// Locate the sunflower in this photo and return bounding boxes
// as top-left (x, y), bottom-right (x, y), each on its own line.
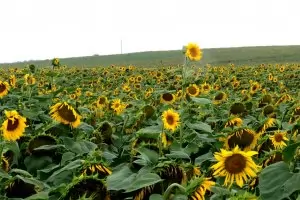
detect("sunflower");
top-left (263, 105), bottom-right (275, 116)
top-left (224, 117), bottom-right (243, 128)
top-left (211, 146), bottom-right (260, 188)
top-left (269, 131), bottom-right (288, 149)
top-left (9, 75), bottom-right (16, 87)
top-left (250, 81), bottom-right (261, 94)
top-left (111, 99), bottom-right (127, 115)
top-left (24, 74), bottom-right (36, 85)
top-left (187, 177), bottom-right (215, 200)
top-left (224, 129), bottom-right (258, 151)
top-left (186, 84), bottom-right (200, 97)
top-left (49, 102), bottom-right (81, 128)
top-left (185, 43), bottom-right (202, 61)
top-left (160, 92), bottom-right (176, 104)
top-left (257, 118), bottom-right (276, 135)
top-left (1, 155), bottom-right (9, 172)
top-left (162, 109), bottom-right (180, 132)
top-left (201, 82), bottom-right (211, 94)
top-left (0, 81), bottom-right (10, 98)
top-left (230, 102), bottom-right (246, 115)
top-left (1, 110), bottom-right (27, 141)
top-left (97, 96), bottom-right (108, 109)
top-left (81, 162), bottom-right (112, 178)
top-left (268, 73), bottom-right (273, 81)
top-left (133, 185), bottom-right (155, 200)
top-left (213, 91), bottom-right (227, 104)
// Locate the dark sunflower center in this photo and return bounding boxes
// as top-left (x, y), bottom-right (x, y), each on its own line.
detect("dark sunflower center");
top-left (166, 115), bottom-right (174, 125)
top-left (162, 93), bottom-right (173, 102)
top-left (228, 130), bottom-right (254, 149)
top-left (7, 118), bottom-right (19, 131)
top-left (252, 85), bottom-right (258, 90)
top-left (99, 97), bottom-right (106, 104)
top-left (294, 108), bottom-right (300, 115)
top-left (230, 103), bottom-right (245, 115)
top-left (215, 92), bottom-right (225, 100)
top-left (188, 86), bottom-right (197, 95)
top-left (57, 104), bottom-right (77, 122)
top-left (114, 103), bottom-right (120, 108)
top-left (189, 47), bottom-right (198, 57)
top-left (0, 83), bottom-right (7, 93)
top-left (274, 133), bottom-right (283, 142)
top-left (204, 85), bottom-right (209, 90)
top-left (224, 153), bottom-right (246, 174)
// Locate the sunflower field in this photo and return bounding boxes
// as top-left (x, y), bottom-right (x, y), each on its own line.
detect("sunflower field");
top-left (0, 43), bottom-right (300, 200)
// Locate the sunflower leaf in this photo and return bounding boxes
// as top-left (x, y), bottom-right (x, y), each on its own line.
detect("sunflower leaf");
top-left (125, 172), bottom-right (163, 193)
top-left (186, 122), bottom-right (213, 133)
top-left (25, 191), bottom-right (49, 200)
top-left (283, 142), bottom-right (300, 163)
top-left (195, 151), bottom-right (214, 165)
top-left (259, 161), bottom-right (295, 200)
top-left (190, 97), bottom-right (212, 105)
top-left (149, 194), bottom-right (164, 200)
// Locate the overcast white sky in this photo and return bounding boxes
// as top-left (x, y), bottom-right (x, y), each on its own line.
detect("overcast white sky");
top-left (0, 0), bottom-right (299, 63)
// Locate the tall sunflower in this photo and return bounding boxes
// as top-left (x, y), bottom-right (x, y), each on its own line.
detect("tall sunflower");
top-left (1, 110), bottom-right (27, 141)
top-left (162, 109), bottom-right (180, 132)
top-left (49, 102), bottom-right (81, 128)
top-left (185, 43), bottom-right (202, 61)
top-left (0, 81), bottom-right (10, 98)
top-left (269, 131), bottom-right (288, 149)
top-left (211, 146), bottom-right (260, 188)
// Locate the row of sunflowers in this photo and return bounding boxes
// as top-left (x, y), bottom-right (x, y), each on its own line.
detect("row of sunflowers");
top-left (0, 43), bottom-right (300, 200)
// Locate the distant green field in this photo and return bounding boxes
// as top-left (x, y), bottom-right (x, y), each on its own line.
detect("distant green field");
top-left (1, 45), bottom-right (300, 68)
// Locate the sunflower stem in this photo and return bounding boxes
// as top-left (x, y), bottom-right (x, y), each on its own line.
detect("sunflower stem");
top-left (179, 56), bottom-right (187, 147)
top-left (163, 183), bottom-right (186, 200)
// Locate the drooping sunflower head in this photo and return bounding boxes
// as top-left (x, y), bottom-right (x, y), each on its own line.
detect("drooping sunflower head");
top-left (185, 43), bottom-right (202, 61)
top-left (155, 162), bottom-right (187, 185)
top-left (49, 102), bottom-right (81, 128)
top-left (97, 96), bottom-right (108, 108)
top-left (1, 110), bottom-right (27, 141)
top-left (133, 185), bottom-right (155, 200)
top-left (81, 161), bottom-right (112, 178)
top-left (61, 176), bottom-right (110, 200)
top-left (211, 146), bottom-right (260, 188)
top-left (162, 109), bottom-right (180, 132)
top-left (5, 178), bottom-right (38, 199)
top-left (269, 131), bottom-right (288, 149)
top-left (186, 84), bottom-right (200, 97)
top-left (230, 102), bottom-right (246, 115)
top-left (263, 105), bottom-right (275, 116)
top-left (224, 117), bottom-right (243, 128)
top-left (224, 129), bottom-right (258, 151)
top-left (263, 152), bottom-right (283, 167)
top-left (213, 91), bottom-right (227, 104)
top-left (257, 118), bottom-right (277, 135)
top-left (186, 177), bottom-right (215, 200)
top-left (27, 134), bottom-right (57, 157)
top-left (9, 75), bottom-right (16, 87)
top-left (160, 92), bottom-right (176, 104)
top-left (0, 81), bottom-right (10, 98)
top-left (1, 155), bottom-right (9, 172)
top-left (259, 94), bottom-right (273, 107)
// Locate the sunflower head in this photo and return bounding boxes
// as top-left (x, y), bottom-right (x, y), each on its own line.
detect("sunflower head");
top-left (62, 176), bottom-right (110, 200)
top-left (97, 96), bottom-right (108, 108)
top-left (1, 110), bottom-right (27, 141)
top-left (224, 117), bottom-right (243, 128)
top-left (1, 155), bottom-right (9, 172)
top-left (50, 102), bottom-right (81, 128)
top-left (155, 162), bottom-right (187, 185)
top-left (230, 102), bottom-right (246, 115)
top-left (162, 109), bottom-right (180, 132)
top-left (5, 178), bottom-right (37, 199)
top-left (224, 129), bottom-right (258, 151)
top-left (186, 84), bottom-right (200, 97)
top-left (211, 146), bottom-right (260, 188)
top-left (263, 105), bottom-right (275, 116)
top-left (186, 177), bottom-right (215, 200)
top-left (184, 43), bottom-right (202, 61)
top-left (27, 134), bottom-right (57, 157)
top-left (160, 92), bottom-right (176, 104)
top-left (81, 161), bottom-right (112, 178)
top-left (257, 118), bottom-right (277, 135)
top-left (269, 131), bottom-right (288, 149)
top-left (0, 81), bottom-right (10, 98)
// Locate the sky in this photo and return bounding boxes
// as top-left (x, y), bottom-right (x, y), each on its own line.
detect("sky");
top-left (0, 0), bottom-right (299, 63)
